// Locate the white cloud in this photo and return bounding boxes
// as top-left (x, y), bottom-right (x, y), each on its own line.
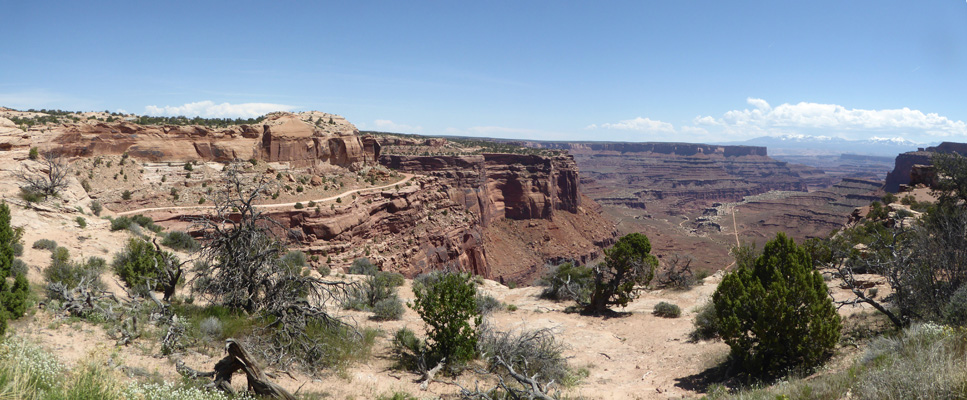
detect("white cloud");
top-left (373, 119), bottom-right (423, 133)
top-left (143, 101), bottom-right (295, 118)
top-left (705, 98), bottom-right (967, 140)
top-left (586, 117), bottom-right (676, 133)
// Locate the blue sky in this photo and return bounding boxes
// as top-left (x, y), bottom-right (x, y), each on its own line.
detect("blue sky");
top-left (1, 1), bottom-right (965, 143)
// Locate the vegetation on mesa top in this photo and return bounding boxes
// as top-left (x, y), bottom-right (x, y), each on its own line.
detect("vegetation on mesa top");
top-left (365, 131), bottom-right (563, 157)
top-left (4, 107), bottom-right (267, 128)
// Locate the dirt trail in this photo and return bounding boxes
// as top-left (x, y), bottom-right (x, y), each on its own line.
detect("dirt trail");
top-left (116, 173), bottom-right (415, 216)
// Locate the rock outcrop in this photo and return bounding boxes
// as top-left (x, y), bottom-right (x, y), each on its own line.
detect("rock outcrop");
top-left (0, 117), bottom-right (27, 150)
top-left (370, 153), bottom-right (612, 282)
top-left (44, 112), bottom-right (374, 169)
top-left (883, 142), bottom-right (967, 192)
top-left (379, 153), bottom-right (581, 223)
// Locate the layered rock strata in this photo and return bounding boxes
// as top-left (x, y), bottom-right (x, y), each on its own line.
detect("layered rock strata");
top-left (36, 112), bottom-right (374, 169)
top-left (517, 141), bottom-right (831, 212)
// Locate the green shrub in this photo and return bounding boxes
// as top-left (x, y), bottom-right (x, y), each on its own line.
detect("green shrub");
top-left (130, 214), bottom-right (162, 233)
top-left (372, 296), bottom-right (405, 321)
top-left (713, 233), bottom-right (841, 378)
top-left (75, 216), bottom-right (87, 228)
top-left (377, 270), bottom-right (405, 287)
top-left (316, 265), bottom-right (330, 277)
top-left (19, 188), bottom-right (43, 203)
top-left (28, 147), bottom-right (38, 160)
top-left (476, 294), bottom-right (503, 315)
top-left (10, 259), bottom-right (27, 277)
top-left (349, 257), bottom-right (378, 275)
top-left (294, 202), bottom-right (304, 209)
top-left (80, 179), bottom-right (91, 193)
top-left (90, 200), bottom-right (102, 216)
top-left (392, 327), bottom-right (427, 371)
top-left (344, 271), bottom-right (402, 317)
top-left (121, 190), bottom-right (132, 200)
top-left (280, 250), bottom-right (307, 271)
top-left (539, 262), bottom-right (592, 302)
top-left (32, 239), bottom-right (58, 250)
top-left (112, 238), bottom-right (175, 292)
top-left (198, 316), bottom-right (223, 339)
top-left (198, 197), bottom-right (206, 204)
top-left (11, 242), bottom-right (23, 257)
top-left (410, 271), bottom-right (481, 368)
top-left (690, 301), bottom-right (720, 341)
top-left (161, 231), bottom-right (200, 252)
top-left (44, 252), bottom-right (105, 292)
top-left (0, 273), bottom-right (29, 322)
top-left (183, 162), bottom-right (193, 171)
top-left (110, 216), bottom-right (132, 231)
top-left (653, 301), bottom-right (681, 318)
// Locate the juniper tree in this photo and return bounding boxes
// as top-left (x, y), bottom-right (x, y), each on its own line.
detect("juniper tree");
top-left (584, 233), bottom-right (658, 314)
top-left (714, 233), bottom-right (840, 378)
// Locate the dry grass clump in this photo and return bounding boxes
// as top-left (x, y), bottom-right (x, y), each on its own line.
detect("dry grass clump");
top-left (708, 322), bottom-right (967, 400)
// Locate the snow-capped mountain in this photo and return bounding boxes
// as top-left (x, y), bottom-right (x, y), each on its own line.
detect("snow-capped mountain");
top-left (716, 135), bottom-right (930, 157)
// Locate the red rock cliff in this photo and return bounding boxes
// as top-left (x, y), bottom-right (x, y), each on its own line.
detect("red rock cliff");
top-left (50, 112), bottom-right (375, 169)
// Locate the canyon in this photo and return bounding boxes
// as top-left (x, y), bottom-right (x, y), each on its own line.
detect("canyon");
top-left (505, 140), bottom-right (884, 271)
top-left (1, 108), bottom-right (892, 282)
top-left (1, 111), bottom-right (613, 284)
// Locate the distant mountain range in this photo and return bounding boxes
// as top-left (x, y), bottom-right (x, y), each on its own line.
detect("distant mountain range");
top-left (716, 135), bottom-right (934, 157)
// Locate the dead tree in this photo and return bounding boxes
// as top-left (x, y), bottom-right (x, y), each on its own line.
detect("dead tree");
top-left (176, 339), bottom-right (296, 400)
top-left (458, 356), bottom-right (559, 400)
top-left (16, 149), bottom-right (69, 198)
top-left (656, 253), bottom-right (695, 290)
top-left (835, 204), bottom-right (967, 328)
top-left (190, 161), bottom-right (357, 371)
top-left (150, 238), bottom-right (186, 302)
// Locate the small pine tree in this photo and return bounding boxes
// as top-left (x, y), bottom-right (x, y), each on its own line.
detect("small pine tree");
top-left (713, 233), bottom-right (841, 378)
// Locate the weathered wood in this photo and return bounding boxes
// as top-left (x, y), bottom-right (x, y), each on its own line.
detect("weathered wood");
top-left (177, 339), bottom-right (296, 400)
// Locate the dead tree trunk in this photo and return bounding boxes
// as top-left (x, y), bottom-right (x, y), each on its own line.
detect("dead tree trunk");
top-left (180, 339), bottom-right (296, 400)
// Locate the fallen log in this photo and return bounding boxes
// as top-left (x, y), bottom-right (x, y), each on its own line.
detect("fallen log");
top-left (177, 339), bottom-right (296, 400)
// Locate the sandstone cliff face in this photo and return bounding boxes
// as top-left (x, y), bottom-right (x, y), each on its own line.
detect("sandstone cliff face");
top-left (882, 142), bottom-right (967, 193)
top-left (253, 152), bottom-right (615, 283)
top-left (884, 151), bottom-right (931, 192)
top-left (47, 112), bottom-right (374, 169)
top-left (379, 153), bottom-right (582, 223)
top-left (240, 151), bottom-right (613, 284)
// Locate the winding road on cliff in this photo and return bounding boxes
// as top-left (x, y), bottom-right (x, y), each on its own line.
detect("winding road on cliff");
top-left (116, 173), bottom-right (417, 216)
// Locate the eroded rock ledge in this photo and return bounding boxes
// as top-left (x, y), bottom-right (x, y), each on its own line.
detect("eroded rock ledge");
top-left (45, 112), bottom-right (377, 169)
